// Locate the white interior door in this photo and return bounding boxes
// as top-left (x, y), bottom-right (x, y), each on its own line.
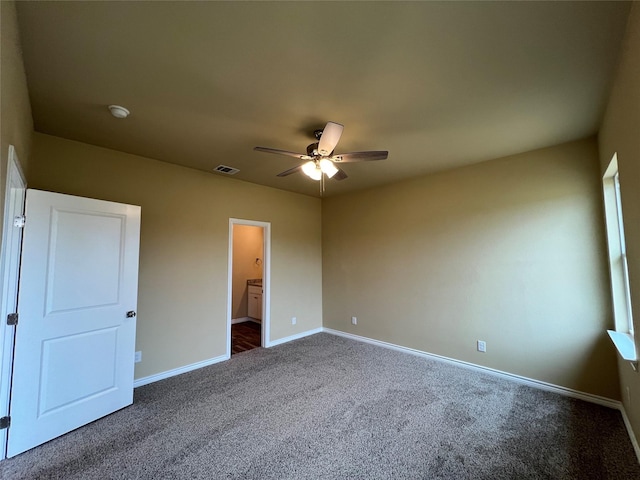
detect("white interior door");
top-left (7, 189), bottom-right (141, 457)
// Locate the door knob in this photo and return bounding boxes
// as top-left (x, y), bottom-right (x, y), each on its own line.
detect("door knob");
top-left (126, 311), bottom-right (136, 318)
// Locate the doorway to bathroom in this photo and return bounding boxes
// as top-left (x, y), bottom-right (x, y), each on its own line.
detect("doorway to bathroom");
top-left (227, 218), bottom-right (270, 356)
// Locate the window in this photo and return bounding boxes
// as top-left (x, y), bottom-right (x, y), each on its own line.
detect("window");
top-left (612, 171), bottom-right (634, 336)
top-left (603, 154), bottom-right (636, 361)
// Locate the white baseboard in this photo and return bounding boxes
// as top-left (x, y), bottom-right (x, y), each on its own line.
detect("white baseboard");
top-left (132, 326), bottom-right (322, 388)
top-left (231, 317), bottom-right (252, 324)
top-left (266, 327), bottom-right (323, 348)
top-left (133, 354), bottom-right (229, 388)
top-left (133, 327), bottom-right (620, 409)
top-left (323, 328), bottom-right (622, 410)
top-left (620, 406), bottom-right (640, 463)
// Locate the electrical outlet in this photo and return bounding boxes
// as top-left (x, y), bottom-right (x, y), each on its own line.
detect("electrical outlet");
top-left (291, 317), bottom-right (297, 325)
top-left (477, 340), bottom-right (486, 353)
top-left (134, 351), bottom-right (142, 363)
top-left (351, 316), bottom-right (357, 325)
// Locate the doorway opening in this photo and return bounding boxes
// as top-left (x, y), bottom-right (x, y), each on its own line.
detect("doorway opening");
top-left (227, 219), bottom-right (270, 356)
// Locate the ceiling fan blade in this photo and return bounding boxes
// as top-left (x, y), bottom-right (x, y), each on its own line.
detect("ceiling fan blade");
top-left (332, 151), bottom-right (388, 163)
top-left (333, 168), bottom-right (348, 181)
top-left (254, 147), bottom-right (307, 159)
top-left (276, 164), bottom-right (304, 177)
top-left (317, 122), bottom-right (344, 156)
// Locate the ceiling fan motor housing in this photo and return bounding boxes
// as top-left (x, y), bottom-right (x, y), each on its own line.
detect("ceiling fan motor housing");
top-left (307, 142), bottom-right (320, 156)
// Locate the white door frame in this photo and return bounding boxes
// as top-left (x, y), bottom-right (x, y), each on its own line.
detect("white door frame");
top-left (0, 146), bottom-right (27, 459)
top-left (227, 218), bottom-right (271, 356)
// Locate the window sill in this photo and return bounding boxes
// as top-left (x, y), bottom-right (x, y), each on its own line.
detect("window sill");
top-left (607, 330), bottom-right (638, 369)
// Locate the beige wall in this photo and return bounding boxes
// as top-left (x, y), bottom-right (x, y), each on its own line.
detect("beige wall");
top-left (323, 137), bottom-right (618, 399)
top-left (27, 133), bottom-right (322, 379)
top-left (232, 225), bottom-right (264, 319)
top-left (0, 0), bottom-right (33, 235)
top-left (599, 2), bottom-right (640, 446)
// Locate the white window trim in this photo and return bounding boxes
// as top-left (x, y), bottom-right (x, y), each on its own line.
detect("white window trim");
top-left (603, 154), bottom-right (637, 365)
top-left (613, 171), bottom-right (634, 336)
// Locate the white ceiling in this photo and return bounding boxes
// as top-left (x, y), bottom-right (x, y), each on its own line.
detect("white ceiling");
top-left (15, 1), bottom-right (631, 197)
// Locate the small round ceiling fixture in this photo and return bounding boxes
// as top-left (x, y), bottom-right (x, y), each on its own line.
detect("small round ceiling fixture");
top-left (108, 105), bottom-right (130, 119)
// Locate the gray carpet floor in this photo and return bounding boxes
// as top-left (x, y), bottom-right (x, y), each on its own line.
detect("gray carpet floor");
top-left (2, 332), bottom-right (639, 479)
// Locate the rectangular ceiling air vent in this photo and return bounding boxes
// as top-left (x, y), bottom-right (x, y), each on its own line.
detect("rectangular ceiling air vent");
top-left (213, 165), bottom-right (240, 175)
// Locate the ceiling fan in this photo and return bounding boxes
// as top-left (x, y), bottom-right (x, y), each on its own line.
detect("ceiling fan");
top-left (254, 122), bottom-right (388, 182)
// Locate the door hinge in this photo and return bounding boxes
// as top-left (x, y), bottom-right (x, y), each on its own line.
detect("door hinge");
top-left (7, 313), bottom-right (18, 326)
top-left (0, 416), bottom-right (10, 429)
top-left (13, 215), bottom-right (25, 228)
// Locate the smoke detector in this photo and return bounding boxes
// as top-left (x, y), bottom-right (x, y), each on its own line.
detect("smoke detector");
top-left (108, 105), bottom-right (130, 119)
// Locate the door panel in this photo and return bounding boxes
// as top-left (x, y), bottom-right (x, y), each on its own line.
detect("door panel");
top-left (39, 327), bottom-right (119, 416)
top-left (7, 190), bottom-right (140, 457)
top-left (46, 211), bottom-right (124, 313)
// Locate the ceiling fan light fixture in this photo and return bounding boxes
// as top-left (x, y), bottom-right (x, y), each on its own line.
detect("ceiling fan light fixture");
top-left (319, 158), bottom-right (338, 178)
top-left (302, 161), bottom-right (322, 181)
